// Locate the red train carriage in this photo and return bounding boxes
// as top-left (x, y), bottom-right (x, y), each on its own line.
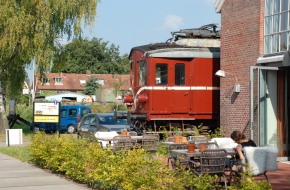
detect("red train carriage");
top-left (115, 24), bottom-right (221, 134)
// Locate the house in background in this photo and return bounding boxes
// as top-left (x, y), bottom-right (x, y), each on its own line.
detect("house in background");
top-left (35, 70), bottom-right (130, 102)
top-left (44, 92), bottom-right (88, 102)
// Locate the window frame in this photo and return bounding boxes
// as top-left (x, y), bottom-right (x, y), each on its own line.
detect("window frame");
top-left (264, 0), bottom-right (290, 55)
top-left (55, 77), bottom-right (63, 84)
top-left (175, 63), bottom-right (186, 86)
top-left (42, 77), bottom-right (50, 85)
top-left (60, 109), bottom-right (67, 118)
top-left (81, 108), bottom-right (88, 117)
top-left (68, 109), bottom-right (77, 118)
top-left (155, 63), bottom-right (168, 86)
top-left (138, 61), bottom-right (147, 86)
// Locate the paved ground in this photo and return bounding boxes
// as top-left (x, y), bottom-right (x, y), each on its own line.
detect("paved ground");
top-left (0, 153), bottom-right (89, 190)
top-left (254, 162), bottom-right (290, 190)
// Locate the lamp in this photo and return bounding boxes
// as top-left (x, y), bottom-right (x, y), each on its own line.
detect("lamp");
top-left (215, 70), bottom-right (240, 93)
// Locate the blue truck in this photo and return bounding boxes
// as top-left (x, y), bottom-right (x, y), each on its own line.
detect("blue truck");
top-left (31, 105), bottom-right (92, 134)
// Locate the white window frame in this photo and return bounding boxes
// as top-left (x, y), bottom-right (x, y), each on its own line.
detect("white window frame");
top-left (55, 77), bottom-right (63, 85)
top-left (42, 77), bottom-right (50, 85)
top-left (264, 0), bottom-right (290, 55)
top-left (80, 80), bottom-right (86, 84)
top-left (96, 79), bottom-right (104, 85)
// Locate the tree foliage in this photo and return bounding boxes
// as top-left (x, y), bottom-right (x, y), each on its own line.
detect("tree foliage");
top-left (0, 0), bottom-right (99, 98)
top-left (51, 37), bottom-right (130, 75)
top-left (112, 76), bottom-right (128, 97)
top-left (82, 76), bottom-right (100, 95)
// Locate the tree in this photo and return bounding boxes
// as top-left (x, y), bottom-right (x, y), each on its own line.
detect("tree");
top-left (51, 37), bottom-right (130, 75)
top-left (82, 76), bottom-right (100, 95)
top-left (112, 75), bottom-right (128, 110)
top-left (0, 0), bottom-right (99, 134)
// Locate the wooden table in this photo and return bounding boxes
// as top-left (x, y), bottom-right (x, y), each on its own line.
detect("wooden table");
top-left (160, 142), bottom-right (187, 145)
top-left (96, 136), bottom-right (143, 141)
top-left (171, 148), bottom-right (237, 157)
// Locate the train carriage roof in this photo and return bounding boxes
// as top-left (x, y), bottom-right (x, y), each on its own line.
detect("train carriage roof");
top-left (129, 24), bottom-right (221, 59)
top-left (129, 42), bottom-right (220, 59)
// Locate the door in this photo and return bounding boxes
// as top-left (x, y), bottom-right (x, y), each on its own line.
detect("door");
top-left (172, 62), bottom-right (190, 113)
top-left (60, 108), bottom-right (68, 130)
top-left (250, 66), bottom-right (285, 154)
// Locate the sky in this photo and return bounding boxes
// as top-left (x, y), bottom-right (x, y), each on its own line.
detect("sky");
top-left (26, 0), bottom-right (220, 85)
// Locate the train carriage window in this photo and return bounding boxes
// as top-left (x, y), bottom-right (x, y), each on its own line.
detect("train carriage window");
top-left (175, 64), bottom-right (185, 86)
top-left (138, 61), bottom-right (147, 86)
top-left (156, 64), bottom-right (168, 85)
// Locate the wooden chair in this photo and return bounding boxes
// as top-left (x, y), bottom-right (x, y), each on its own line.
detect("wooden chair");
top-left (188, 149), bottom-right (228, 189)
top-left (142, 135), bottom-right (159, 153)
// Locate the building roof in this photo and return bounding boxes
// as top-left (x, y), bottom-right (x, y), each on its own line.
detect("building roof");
top-left (215, 0), bottom-right (226, 13)
top-left (36, 73), bottom-right (130, 91)
top-left (44, 92), bottom-right (87, 97)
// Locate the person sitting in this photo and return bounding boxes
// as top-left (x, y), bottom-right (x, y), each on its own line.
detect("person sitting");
top-left (230, 130), bottom-right (256, 161)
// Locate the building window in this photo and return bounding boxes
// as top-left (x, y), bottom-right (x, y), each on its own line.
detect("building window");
top-left (96, 79), bottom-right (104, 85)
top-left (155, 64), bottom-right (168, 85)
top-left (80, 80), bottom-right (86, 84)
top-left (264, 0), bottom-right (290, 54)
top-left (55, 77), bottom-right (63, 84)
top-left (138, 61), bottom-right (147, 86)
top-left (175, 64), bottom-right (185, 86)
top-left (42, 77), bottom-right (50, 85)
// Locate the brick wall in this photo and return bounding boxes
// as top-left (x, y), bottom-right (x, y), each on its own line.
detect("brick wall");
top-left (220, 0), bottom-right (264, 137)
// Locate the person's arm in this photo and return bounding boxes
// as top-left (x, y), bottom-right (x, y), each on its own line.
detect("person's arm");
top-left (236, 144), bottom-right (244, 160)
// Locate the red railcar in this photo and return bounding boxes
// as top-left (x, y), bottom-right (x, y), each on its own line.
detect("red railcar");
top-left (116, 24), bottom-right (221, 134)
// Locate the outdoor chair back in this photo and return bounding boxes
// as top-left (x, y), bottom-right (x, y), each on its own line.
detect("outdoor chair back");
top-left (129, 131), bottom-right (138, 136)
top-left (110, 136), bottom-right (132, 152)
top-left (196, 142), bottom-right (219, 149)
top-left (199, 149), bottom-right (227, 175)
top-left (187, 149), bottom-right (227, 189)
top-left (142, 135), bottom-right (159, 153)
top-left (165, 137), bottom-right (175, 142)
top-left (232, 146), bottom-right (279, 180)
top-left (144, 134), bottom-right (160, 140)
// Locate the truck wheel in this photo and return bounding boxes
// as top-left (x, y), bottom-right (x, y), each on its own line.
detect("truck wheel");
top-left (67, 125), bottom-right (75, 134)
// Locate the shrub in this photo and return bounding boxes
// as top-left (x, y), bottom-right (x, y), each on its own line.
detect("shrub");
top-left (29, 132), bottom-right (272, 190)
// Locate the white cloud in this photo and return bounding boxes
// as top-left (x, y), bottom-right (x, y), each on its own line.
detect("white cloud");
top-left (157, 14), bottom-right (184, 31)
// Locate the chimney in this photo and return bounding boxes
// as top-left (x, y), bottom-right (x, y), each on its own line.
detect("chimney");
top-left (86, 70), bottom-right (91, 76)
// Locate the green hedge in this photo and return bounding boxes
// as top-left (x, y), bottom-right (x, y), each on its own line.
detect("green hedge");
top-left (29, 132), bottom-right (272, 190)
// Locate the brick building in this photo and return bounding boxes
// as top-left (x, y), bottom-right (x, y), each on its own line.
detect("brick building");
top-left (215, 0), bottom-right (290, 160)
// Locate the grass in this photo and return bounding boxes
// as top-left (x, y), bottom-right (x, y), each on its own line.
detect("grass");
top-left (0, 146), bottom-right (31, 162)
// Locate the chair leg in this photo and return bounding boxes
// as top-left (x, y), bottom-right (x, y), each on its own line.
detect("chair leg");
top-left (224, 175), bottom-right (227, 190)
top-left (264, 172), bottom-right (268, 181)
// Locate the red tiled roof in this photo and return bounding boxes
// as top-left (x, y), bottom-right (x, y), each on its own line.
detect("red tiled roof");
top-left (36, 73), bottom-right (130, 91)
